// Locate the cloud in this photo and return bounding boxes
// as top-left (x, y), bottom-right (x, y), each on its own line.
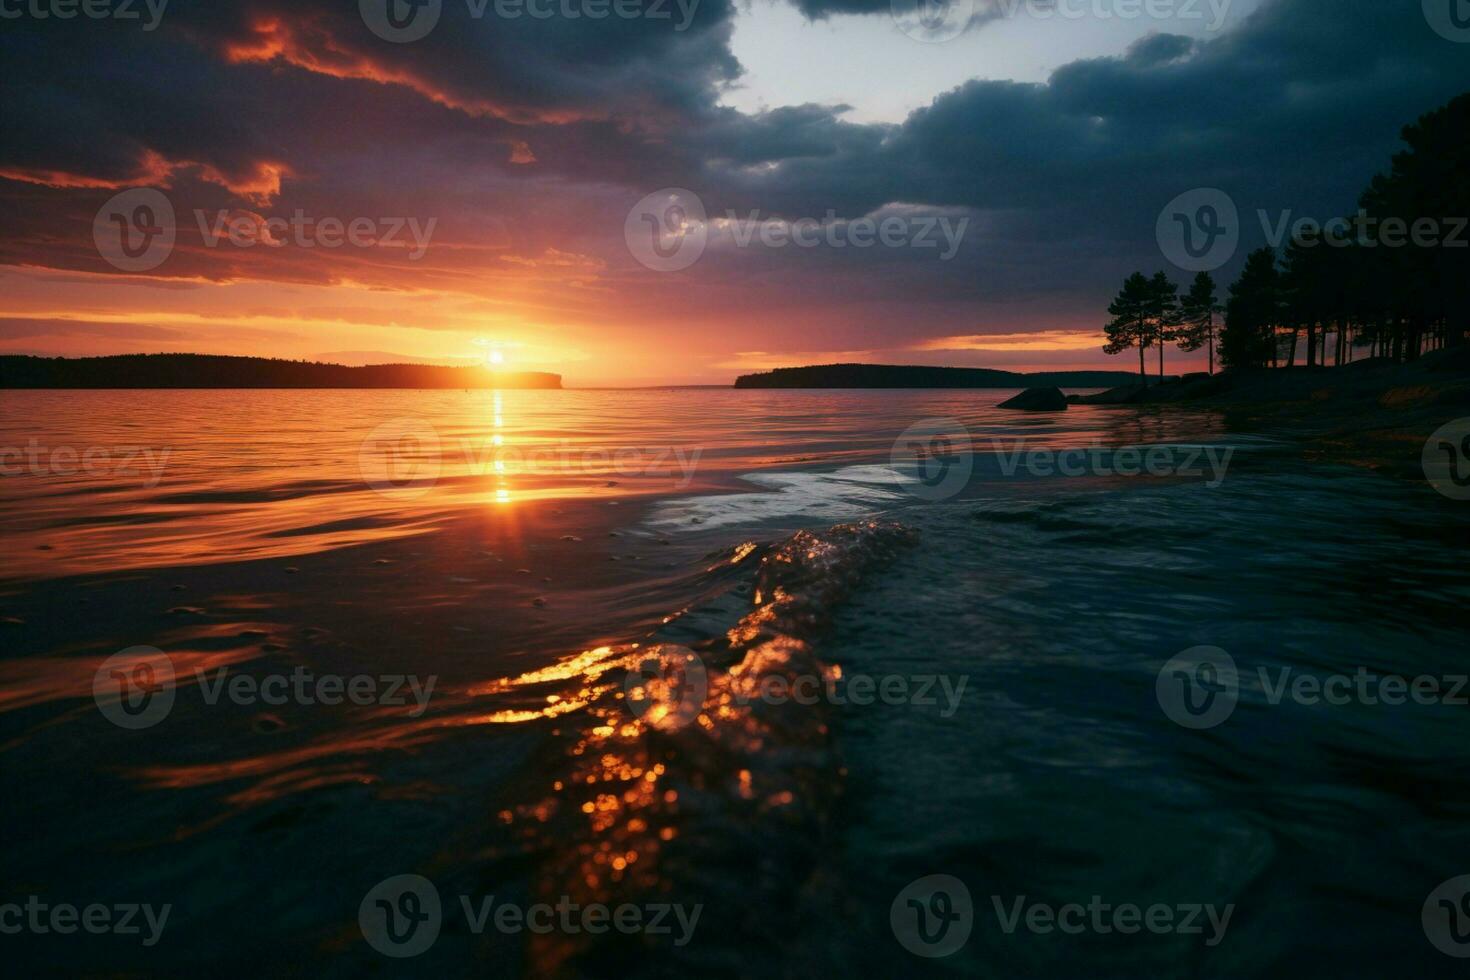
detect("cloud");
top-left (914, 330), bottom-right (1104, 352)
top-left (0, 317), bottom-right (184, 341)
top-left (2, 0), bottom-right (1468, 378)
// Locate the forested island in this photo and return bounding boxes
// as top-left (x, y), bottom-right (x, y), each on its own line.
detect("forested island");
top-left (0, 354), bottom-right (561, 389)
top-left (733, 364), bottom-right (1158, 389)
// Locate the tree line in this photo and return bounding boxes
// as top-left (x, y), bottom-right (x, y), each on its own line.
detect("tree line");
top-left (1104, 92), bottom-right (1468, 382)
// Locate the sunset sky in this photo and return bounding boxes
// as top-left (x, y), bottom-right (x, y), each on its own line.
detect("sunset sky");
top-left (3, 0), bottom-right (1468, 385)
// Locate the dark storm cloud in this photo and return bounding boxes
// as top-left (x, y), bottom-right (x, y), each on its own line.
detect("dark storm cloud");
top-left (671, 0), bottom-right (1470, 315)
top-left (174, 0), bottom-right (741, 120)
top-left (2, 0), bottom-right (1469, 337)
top-left (782, 0), bottom-right (1015, 24)
top-left (0, 0), bottom-right (737, 183)
top-left (707, 2), bottom-right (1470, 215)
top-left (1123, 31), bottom-right (1196, 65)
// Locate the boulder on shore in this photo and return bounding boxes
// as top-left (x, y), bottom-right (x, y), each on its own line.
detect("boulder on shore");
top-left (998, 386), bottom-right (1068, 411)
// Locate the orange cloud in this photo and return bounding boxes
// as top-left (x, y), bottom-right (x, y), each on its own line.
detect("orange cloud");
top-left (220, 15), bottom-right (591, 126)
top-left (0, 152), bottom-right (286, 206)
top-left (912, 330), bottom-right (1103, 352)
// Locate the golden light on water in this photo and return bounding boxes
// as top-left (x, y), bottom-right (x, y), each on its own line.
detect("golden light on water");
top-left (491, 389), bottom-right (511, 504)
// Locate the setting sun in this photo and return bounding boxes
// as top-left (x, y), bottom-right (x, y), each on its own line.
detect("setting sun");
top-left (4, 2), bottom-right (1470, 976)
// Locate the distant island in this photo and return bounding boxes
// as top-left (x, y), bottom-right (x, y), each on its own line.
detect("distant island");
top-left (733, 363), bottom-right (1164, 389)
top-left (0, 354), bottom-right (561, 389)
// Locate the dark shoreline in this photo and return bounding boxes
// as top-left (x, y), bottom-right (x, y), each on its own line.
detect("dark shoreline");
top-left (733, 363), bottom-right (1167, 389)
top-left (1072, 347), bottom-right (1470, 480)
top-left (0, 354), bottom-right (561, 389)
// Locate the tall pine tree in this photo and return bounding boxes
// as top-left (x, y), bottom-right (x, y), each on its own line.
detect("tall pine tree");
top-left (1177, 272), bottom-right (1220, 374)
top-left (1104, 272), bottom-right (1156, 385)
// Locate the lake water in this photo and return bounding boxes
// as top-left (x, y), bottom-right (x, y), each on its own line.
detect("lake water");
top-left (2, 388), bottom-right (1468, 976)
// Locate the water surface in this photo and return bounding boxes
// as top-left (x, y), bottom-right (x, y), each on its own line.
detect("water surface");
top-left (1, 388), bottom-right (1466, 976)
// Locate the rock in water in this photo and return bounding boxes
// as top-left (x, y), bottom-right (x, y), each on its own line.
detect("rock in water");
top-left (998, 386), bottom-right (1068, 411)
